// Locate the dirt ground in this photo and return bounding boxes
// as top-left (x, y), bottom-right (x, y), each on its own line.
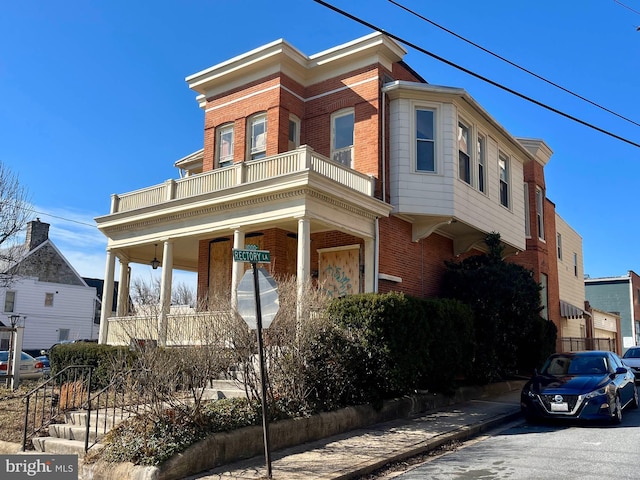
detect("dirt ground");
top-left (0, 381), bottom-right (39, 444)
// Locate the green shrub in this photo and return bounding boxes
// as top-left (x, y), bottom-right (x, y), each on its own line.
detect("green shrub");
top-left (325, 292), bottom-right (428, 401)
top-left (421, 298), bottom-right (475, 393)
top-left (101, 397), bottom-right (263, 466)
top-left (49, 343), bottom-right (135, 389)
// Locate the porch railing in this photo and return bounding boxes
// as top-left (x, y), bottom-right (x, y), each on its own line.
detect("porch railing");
top-left (105, 311), bottom-right (236, 346)
top-left (111, 145), bottom-right (375, 214)
top-left (560, 337), bottom-right (617, 354)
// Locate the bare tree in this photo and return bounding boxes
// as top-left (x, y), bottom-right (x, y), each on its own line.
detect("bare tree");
top-left (0, 161), bottom-right (32, 285)
top-left (172, 281), bottom-right (195, 307)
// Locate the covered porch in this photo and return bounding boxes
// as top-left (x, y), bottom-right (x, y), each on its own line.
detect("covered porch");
top-left (95, 146), bottom-right (392, 346)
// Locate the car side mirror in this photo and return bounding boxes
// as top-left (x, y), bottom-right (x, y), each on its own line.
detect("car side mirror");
top-left (614, 366), bottom-right (628, 376)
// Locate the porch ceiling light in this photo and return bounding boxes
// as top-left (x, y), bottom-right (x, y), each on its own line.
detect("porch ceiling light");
top-left (150, 244), bottom-right (161, 270)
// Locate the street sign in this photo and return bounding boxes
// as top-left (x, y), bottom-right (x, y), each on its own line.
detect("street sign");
top-left (233, 248), bottom-right (271, 263)
top-left (237, 267), bottom-right (279, 330)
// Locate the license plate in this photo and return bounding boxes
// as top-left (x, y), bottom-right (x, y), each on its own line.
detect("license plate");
top-left (551, 402), bottom-right (569, 412)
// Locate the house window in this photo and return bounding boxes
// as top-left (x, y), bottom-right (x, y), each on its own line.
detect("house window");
top-left (248, 113), bottom-right (267, 160)
top-left (540, 273), bottom-right (548, 320)
top-left (58, 329), bottom-right (70, 342)
top-left (216, 124), bottom-right (234, 167)
top-left (499, 152), bottom-right (510, 208)
top-left (573, 253), bottom-right (578, 277)
top-left (288, 115), bottom-right (300, 150)
top-left (536, 188), bottom-right (545, 240)
top-left (4, 291), bottom-right (15, 313)
top-left (458, 121), bottom-right (471, 184)
top-left (557, 233), bottom-right (563, 260)
top-left (45, 293), bottom-right (54, 307)
top-left (477, 134), bottom-right (486, 193)
top-left (416, 108), bottom-right (435, 172)
top-left (331, 109), bottom-right (354, 167)
top-left (523, 183), bottom-right (530, 237)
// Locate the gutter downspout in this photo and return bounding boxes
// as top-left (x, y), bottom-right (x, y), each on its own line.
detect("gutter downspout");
top-left (381, 89), bottom-right (386, 204)
top-left (374, 217), bottom-right (379, 293)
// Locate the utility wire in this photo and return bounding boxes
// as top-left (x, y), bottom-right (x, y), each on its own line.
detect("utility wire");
top-left (389, 0), bottom-right (640, 129)
top-left (313, 0), bottom-right (640, 149)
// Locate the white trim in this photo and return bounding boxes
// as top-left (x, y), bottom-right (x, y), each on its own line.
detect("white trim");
top-left (317, 244), bottom-right (360, 254)
top-left (379, 273), bottom-right (402, 283)
top-left (205, 77), bottom-right (379, 112)
top-left (412, 101), bottom-right (441, 175)
top-left (305, 76), bottom-right (378, 102)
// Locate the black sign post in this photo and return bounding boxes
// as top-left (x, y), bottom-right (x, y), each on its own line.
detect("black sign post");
top-left (251, 261), bottom-right (272, 479)
top-left (233, 246), bottom-right (274, 479)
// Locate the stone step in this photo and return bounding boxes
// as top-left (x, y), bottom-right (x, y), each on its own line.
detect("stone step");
top-left (31, 436), bottom-right (104, 455)
top-left (49, 424), bottom-right (100, 443)
top-left (66, 409), bottom-right (135, 428)
top-left (205, 380), bottom-right (247, 399)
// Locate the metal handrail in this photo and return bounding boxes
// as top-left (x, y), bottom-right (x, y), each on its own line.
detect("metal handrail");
top-left (22, 365), bottom-right (94, 451)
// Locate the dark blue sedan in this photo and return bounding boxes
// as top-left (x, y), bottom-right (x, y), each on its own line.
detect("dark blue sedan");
top-left (521, 350), bottom-right (638, 424)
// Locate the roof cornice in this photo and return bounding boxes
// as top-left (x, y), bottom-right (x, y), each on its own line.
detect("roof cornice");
top-left (186, 33), bottom-right (406, 103)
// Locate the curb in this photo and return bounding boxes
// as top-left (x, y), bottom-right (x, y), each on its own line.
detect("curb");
top-left (331, 409), bottom-right (523, 480)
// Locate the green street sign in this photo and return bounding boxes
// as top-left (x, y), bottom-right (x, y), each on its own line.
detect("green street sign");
top-left (233, 248), bottom-right (271, 263)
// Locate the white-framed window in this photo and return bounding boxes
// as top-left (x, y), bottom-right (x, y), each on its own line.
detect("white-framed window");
top-left (458, 121), bottom-right (471, 184)
top-left (58, 328), bottom-right (70, 342)
top-left (536, 187), bottom-right (545, 240)
top-left (331, 109), bottom-right (354, 167)
top-left (499, 152), bottom-right (510, 208)
top-left (216, 123), bottom-right (234, 168)
top-left (288, 115), bottom-right (300, 150)
top-left (477, 134), bottom-right (486, 193)
top-left (524, 183), bottom-right (530, 237)
top-left (248, 113), bottom-right (267, 160)
top-left (573, 252), bottom-right (578, 277)
top-left (45, 293), bottom-right (54, 307)
top-left (540, 273), bottom-right (548, 320)
top-left (4, 291), bottom-right (15, 313)
top-left (416, 108), bottom-right (435, 172)
top-left (557, 233), bottom-right (563, 260)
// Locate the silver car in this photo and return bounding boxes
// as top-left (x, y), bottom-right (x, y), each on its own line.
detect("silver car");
top-left (623, 347), bottom-right (640, 383)
top-left (0, 351), bottom-right (44, 380)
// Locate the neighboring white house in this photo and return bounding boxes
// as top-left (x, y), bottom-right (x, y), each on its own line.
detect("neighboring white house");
top-left (0, 219), bottom-right (97, 352)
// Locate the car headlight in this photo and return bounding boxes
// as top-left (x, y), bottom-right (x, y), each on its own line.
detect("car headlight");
top-left (585, 386), bottom-right (607, 399)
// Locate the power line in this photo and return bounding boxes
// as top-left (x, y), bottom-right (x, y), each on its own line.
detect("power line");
top-left (389, 0), bottom-right (640, 129)
top-left (23, 207), bottom-right (97, 229)
top-left (614, 0), bottom-right (640, 17)
top-left (312, 0), bottom-right (640, 149)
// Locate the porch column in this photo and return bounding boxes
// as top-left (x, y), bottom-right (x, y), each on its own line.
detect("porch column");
top-left (364, 237), bottom-right (375, 293)
top-left (158, 240), bottom-right (174, 347)
top-left (296, 217), bottom-right (311, 321)
top-left (231, 229), bottom-right (245, 309)
top-left (116, 258), bottom-right (130, 316)
top-left (98, 250), bottom-right (116, 345)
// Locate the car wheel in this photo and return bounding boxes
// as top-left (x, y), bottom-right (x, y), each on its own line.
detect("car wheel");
top-left (632, 386), bottom-right (639, 410)
top-left (611, 394), bottom-right (623, 425)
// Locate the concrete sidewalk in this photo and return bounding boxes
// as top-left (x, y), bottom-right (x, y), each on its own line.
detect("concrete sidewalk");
top-left (185, 388), bottom-right (524, 480)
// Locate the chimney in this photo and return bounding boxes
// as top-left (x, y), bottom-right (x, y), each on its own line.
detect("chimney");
top-left (25, 218), bottom-right (50, 251)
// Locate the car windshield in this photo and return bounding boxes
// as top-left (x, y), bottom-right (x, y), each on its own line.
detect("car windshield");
top-left (543, 355), bottom-right (609, 376)
top-left (623, 348), bottom-right (640, 359)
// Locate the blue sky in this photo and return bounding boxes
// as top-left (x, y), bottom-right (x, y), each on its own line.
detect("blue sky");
top-left (1, 0), bottom-right (639, 284)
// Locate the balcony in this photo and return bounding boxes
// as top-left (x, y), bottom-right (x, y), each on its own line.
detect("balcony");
top-left (109, 145), bottom-right (376, 214)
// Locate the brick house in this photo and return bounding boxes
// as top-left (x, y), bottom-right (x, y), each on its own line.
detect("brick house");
top-left (96, 33), bottom-right (567, 346)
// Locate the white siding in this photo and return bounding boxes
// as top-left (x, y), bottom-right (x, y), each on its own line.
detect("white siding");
top-left (1, 277), bottom-right (97, 350)
top-left (556, 213), bottom-right (585, 308)
top-left (388, 97), bottom-right (526, 250)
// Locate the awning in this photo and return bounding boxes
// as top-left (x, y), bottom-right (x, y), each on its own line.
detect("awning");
top-left (560, 300), bottom-right (585, 319)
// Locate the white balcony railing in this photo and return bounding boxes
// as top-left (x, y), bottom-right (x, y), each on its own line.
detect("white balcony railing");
top-left (106, 311), bottom-right (236, 346)
top-left (110, 146), bottom-right (375, 214)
